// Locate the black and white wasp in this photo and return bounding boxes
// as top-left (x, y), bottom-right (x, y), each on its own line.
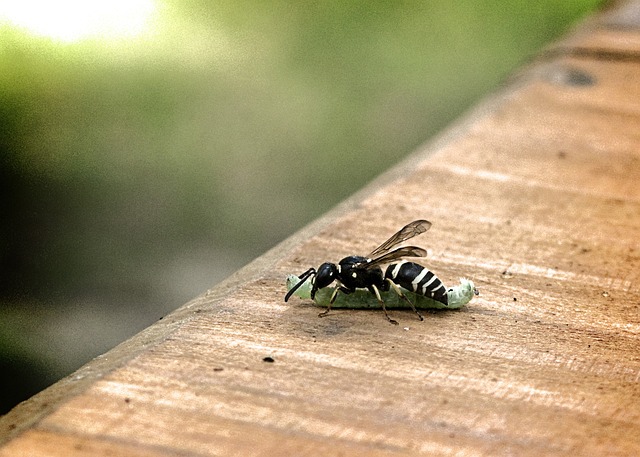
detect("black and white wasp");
top-left (284, 220), bottom-right (449, 325)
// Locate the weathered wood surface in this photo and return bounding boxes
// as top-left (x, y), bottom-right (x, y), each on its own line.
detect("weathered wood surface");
top-left (2, 2), bottom-right (640, 456)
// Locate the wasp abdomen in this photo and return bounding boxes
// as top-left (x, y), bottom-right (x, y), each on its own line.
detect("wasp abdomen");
top-left (385, 261), bottom-right (448, 306)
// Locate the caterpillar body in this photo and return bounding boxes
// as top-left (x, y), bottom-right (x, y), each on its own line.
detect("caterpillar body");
top-left (286, 273), bottom-right (477, 310)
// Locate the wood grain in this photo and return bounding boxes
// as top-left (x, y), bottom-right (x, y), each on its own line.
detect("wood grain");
top-left (2, 1), bottom-right (640, 455)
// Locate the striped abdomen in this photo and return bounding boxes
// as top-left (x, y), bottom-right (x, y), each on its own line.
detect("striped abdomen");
top-left (385, 261), bottom-right (448, 306)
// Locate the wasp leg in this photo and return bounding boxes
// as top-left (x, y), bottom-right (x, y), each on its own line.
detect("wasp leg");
top-left (319, 286), bottom-right (348, 318)
top-left (386, 279), bottom-right (424, 321)
top-left (318, 288), bottom-right (337, 317)
top-left (370, 284), bottom-right (398, 325)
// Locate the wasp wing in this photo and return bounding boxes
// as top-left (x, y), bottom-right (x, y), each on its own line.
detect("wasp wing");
top-left (359, 246), bottom-right (428, 270)
top-left (367, 220), bottom-right (431, 258)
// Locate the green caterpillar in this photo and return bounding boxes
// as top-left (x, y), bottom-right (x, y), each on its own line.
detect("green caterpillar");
top-left (286, 274), bottom-right (477, 310)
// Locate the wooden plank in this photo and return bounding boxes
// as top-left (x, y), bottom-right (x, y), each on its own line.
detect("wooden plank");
top-left (2, 1), bottom-right (640, 455)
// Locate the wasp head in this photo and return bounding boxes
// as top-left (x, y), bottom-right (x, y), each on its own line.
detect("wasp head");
top-left (284, 262), bottom-right (339, 302)
top-left (311, 262), bottom-right (338, 299)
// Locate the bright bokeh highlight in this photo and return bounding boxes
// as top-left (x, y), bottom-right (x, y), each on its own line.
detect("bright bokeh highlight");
top-left (0, 0), bottom-right (156, 42)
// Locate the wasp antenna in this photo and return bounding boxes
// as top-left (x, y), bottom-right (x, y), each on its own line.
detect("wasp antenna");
top-left (284, 268), bottom-right (316, 302)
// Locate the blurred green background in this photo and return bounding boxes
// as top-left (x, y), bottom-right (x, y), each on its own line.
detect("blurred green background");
top-left (1, 0), bottom-right (602, 414)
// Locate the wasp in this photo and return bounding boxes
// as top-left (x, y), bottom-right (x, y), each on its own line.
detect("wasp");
top-left (284, 220), bottom-right (449, 325)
